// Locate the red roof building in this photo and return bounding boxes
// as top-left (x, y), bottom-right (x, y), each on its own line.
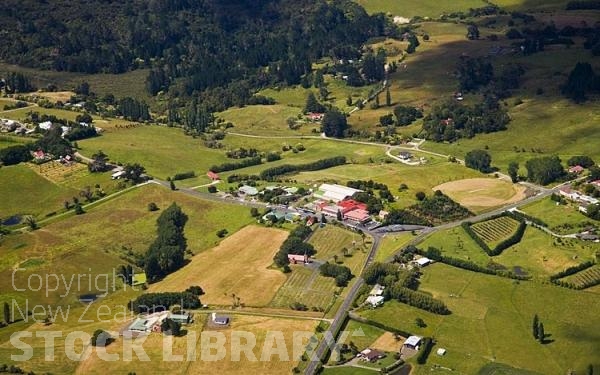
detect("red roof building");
top-left (344, 209), bottom-right (371, 223)
top-left (32, 150), bottom-right (46, 159)
top-left (307, 112), bottom-right (324, 121)
top-left (337, 199), bottom-right (368, 213)
top-left (207, 171), bottom-right (220, 181)
top-left (288, 254), bottom-right (310, 264)
top-left (568, 165), bottom-right (584, 174)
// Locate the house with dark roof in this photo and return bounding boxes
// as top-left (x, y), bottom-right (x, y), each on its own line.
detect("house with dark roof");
top-left (211, 313), bottom-right (230, 326)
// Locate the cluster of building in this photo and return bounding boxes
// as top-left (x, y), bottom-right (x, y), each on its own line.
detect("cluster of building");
top-left (1, 118), bottom-right (29, 134)
top-left (559, 184), bottom-right (599, 213)
top-left (366, 284), bottom-right (385, 308)
top-left (312, 184), bottom-right (372, 224)
top-left (356, 335), bottom-right (443, 363)
top-left (125, 311), bottom-right (193, 334)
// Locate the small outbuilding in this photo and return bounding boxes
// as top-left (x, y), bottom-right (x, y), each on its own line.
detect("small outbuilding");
top-left (211, 313), bottom-right (230, 326)
top-left (239, 185), bottom-right (258, 196)
top-left (415, 257), bottom-right (432, 267)
top-left (366, 295), bottom-right (385, 308)
top-left (207, 171), bottom-right (220, 181)
top-left (437, 348), bottom-right (447, 356)
top-left (403, 336), bottom-right (422, 350)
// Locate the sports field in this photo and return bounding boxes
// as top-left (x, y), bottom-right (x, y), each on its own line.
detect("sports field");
top-left (360, 263), bottom-right (600, 375)
top-left (150, 226), bottom-right (288, 307)
top-left (434, 178), bottom-right (526, 213)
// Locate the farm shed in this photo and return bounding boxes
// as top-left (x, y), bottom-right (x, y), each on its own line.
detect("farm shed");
top-left (404, 336), bottom-right (422, 350)
top-left (314, 183), bottom-right (362, 203)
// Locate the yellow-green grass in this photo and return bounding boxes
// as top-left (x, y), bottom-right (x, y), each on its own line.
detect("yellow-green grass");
top-left (494, 227), bottom-right (597, 277)
top-left (218, 104), bottom-right (316, 136)
top-left (559, 265), bottom-right (600, 289)
top-left (520, 198), bottom-right (595, 235)
top-left (471, 216), bottom-right (521, 248)
top-left (492, 0), bottom-right (577, 11)
top-left (420, 226), bottom-right (597, 278)
top-left (355, 0), bottom-right (487, 17)
top-left (339, 319), bottom-right (386, 351)
top-left (434, 178), bottom-right (526, 213)
top-left (420, 41), bottom-right (600, 173)
top-left (360, 263), bottom-right (600, 375)
top-left (323, 367), bottom-right (378, 375)
top-left (0, 163), bottom-right (78, 219)
top-left (149, 225), bottom-right (288, 307)
top-left (0, 105), bottom-right (148, 130)
top-left (375, 232), bottom-right (415, 262)
top-left (308, 225), bottom-right (368, 274)
top-left (260, 86), bottom-right (317, 108)
top-left (292, 157), bottom-right (482, 209)
top-left (420, 225), bottom-right (492, 264)
top-left (0, 288), bottom-right (143, 375)
top-left (0, 62), bottom-right (150, 102)
top-left (271, 226), bottom-right (370, 311)
top-left (0, 184), bottom-right (254, 307)
top-left (78, 125), bottom-right (229, 180)
top-left (270, 266), bottom-right (340, 311)
top-left (0, 135), bottom-right (31, 150)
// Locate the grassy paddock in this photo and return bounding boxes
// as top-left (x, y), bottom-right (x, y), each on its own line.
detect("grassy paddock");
top-left (360, 263), bottom-right (600, 375)
top-left (355, 0), bottom-right (487, 17)
top-left (149, 225), bottom-right (289, 307)
top-left (520, 198), bottom-right (595, 234)
top-left (0, 184), bottom-right (253, 307)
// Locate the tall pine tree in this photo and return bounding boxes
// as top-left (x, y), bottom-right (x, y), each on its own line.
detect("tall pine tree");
top-left (532, 314), bottom-right (539, 339)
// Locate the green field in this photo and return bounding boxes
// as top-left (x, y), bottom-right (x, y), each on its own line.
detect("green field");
top-left (78, 125), bottom-right (229, 180)
top-left (309, 225), bottom-right (368, 274)
top-left (420, 225), bottom-right (597, 278)
top-left (0, 135), bottom-right (30, 150)
top-left (359, 263), bottom-right (600, 375)
top-left (0, 62), bottom-right (150, 102)
top-left (355, 0), bottom-right (487, 18)
top-left (471, 216), bottom-right (521, 248)
top-left (270, 225), bottom-right (369, 311)
top-left (0, 164), bottom-right (77, 219)
top-left (560, 266), bottom-right (600, 289)
top-left (0, 184), bottom-right (253, 307)
top-left (521, 198), bottom-right (595, 235)
top-left (218, 104), bottom-right (316, 136)
top-left (375, 232), bottom-right (415, 262)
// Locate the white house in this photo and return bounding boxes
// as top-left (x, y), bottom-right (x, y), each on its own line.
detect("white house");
top-left (415, 257), bottom-right (432, 267)
top-left (369, 284), bottom-right (385, 296)
top-left (366, 295), bottom-right (384, 308)
top-left (403, 336), bottom-right (422, 350)
top-left (313, 183), bottom-right (362, 202)
top-left (38, 121), bottom-right (52, 130)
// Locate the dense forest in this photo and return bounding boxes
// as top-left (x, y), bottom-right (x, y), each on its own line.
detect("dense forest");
top-left (0, 0), bottom-right (396, 111)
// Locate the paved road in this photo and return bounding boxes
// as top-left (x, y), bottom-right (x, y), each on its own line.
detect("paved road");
top-left (304, 180), bottom-right (566, 374)
top-left (304, 234), bottom-right (381, 375)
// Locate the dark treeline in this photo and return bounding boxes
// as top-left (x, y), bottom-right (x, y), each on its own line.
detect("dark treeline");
top-left (319, 262), bottom-right (353, 286)
top-left (424, 56), bottom-right (524, 142)
top-left (144, 203), bottom-right (188, 283)
top-left (416, 246), bottom-right (531, 280)
top-left (566, 1), bottom-right (600, 9)
top-left (210, 156), bottom-right (262, 173)
top-left (129, 292), bottom-right (200, 314)
top-left (1, 72), bottom-right (35, 93)
top-left (561, 62), bottom-right (600, 103)
top-left (273, 225), bottom-right (315, 268)
top-left (171, 171), bottom-right (196, 181)
top-left (363, 262), bottom-right (448, 314)
top-left (550, 261), bottom-right (595, 281)
top-left (260, 156), bottom-right (346, 181)
top-left (0, 0), bottom-right (397, 112)
top-left (461, 216), bottom-right (526, 256)
top-left (525, 155), bottom-right (566, 185)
